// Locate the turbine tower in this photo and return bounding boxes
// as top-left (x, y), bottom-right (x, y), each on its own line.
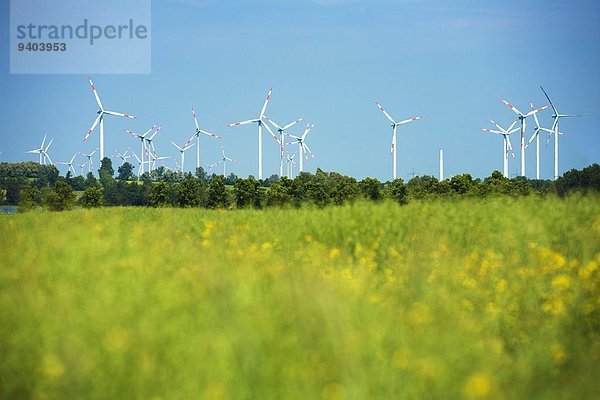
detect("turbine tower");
top-left (84, 75), bottom-right (137, 160)
top-left (187, 106), bottom-right (221, 171)
top-left (227, 88), bottom-right (279, 179)
top-left (482, 120), bottom-right (519, 178)
top-left (265, 116), bottom-right (303, 177)
top-left (285, 124), bottom-right (315, 173)
top-left (540, 86), bottom-right (584, 180)
top-left (499, 97), bottom-right (547, 177)
top-left (375, 102), bottom-right (422, 181)
top-left (526, 101), bottom-right (555, 180)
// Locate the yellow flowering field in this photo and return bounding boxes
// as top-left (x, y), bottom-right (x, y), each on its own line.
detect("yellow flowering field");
top-left (1, 195), bottom-right (599, 399)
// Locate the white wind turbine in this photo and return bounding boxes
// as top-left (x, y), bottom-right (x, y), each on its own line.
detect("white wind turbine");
top-left (209, 146), bottom-right (236, 176)
top-left (482, 119), bottom-right (519, 178)
top-left (57, 152), bottom-right (78, 175)
top-left (285, 123), bottom-right (315, 173)
top-left (83, 76), bottom-right (138, 160)
top-left (187, 106), bottom-right (221, 171)
top-left (375, 102), bottom-right (422, 181)
top-left (227, 88), bottom-right (279, 179)
top-left (79, 149), bottom-right (98, 174)
top-left (171, 141), bottom-right (195, 173)
top-left (525, 101), bottom-right (556, 180)
top-left (265, 116), bottom-right (303, 177)
top-left (114, 149), bottom-right (131, 166)
top-left (285, 152), bottom-right (297, 179)
top-left (540, 86), bottom-right (584, 180)
top-left (499, 97), bottom-right (547, 177)
top-left (126, 124), bottom-right (158, 175)
top-left (26, 134), bottom-right (52, 164)
top-left (78, 163), bottom-right (87, 176)
top-left (144, 125), bottom-right (163, 171)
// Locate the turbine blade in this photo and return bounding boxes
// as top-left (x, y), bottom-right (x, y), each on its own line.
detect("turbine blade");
top-left (264, 116), bottom-right (283, 131)
top-left (192, 106), bottom-right (200, 131)
top-left (499, 97), bottom-right (524, 116)
top-left (88, 75), bottom-right (104, 110)
top-left (199, 129), bottom-right (221, 139)
top-left (283, 117), bottom-right (303, 131)
top-left (540, 86), bottom-right (558, 114)
top-left (227, 119), bottom-right (259, 127)
top-left (375, 102), bottom-right (396, 124)
top-left (104, 110), bottom-right (137, 119)
top-left (84, 114), bottom-right (102, 142)
top-left (397, 116), bottom-right (422, 125)
top-left (262, 121), bottom-right (280, 143)
top-left (259, 87), bottom-right (272, 118)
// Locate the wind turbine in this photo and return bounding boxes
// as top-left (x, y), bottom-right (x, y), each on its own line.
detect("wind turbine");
top-left (78, 163), bottom-right (87, 176)
top-left (285, 123), bottom-right (315, 173)
top-left (126, 124), bottom-right (158, 175)
top-left (540, 86), bottom-right (584, 180)
top-left (83, 75), bottom-right (138, 160)
top-left (144, 125), bottom-right (163, 168)
top-left (525, 101), bottom-right (556, 180)
top-left (499, 97), bottom-right (547, 177)
top-left (171, 141), bottom-right (195, 173)
top-left (40, 138), bottom-right (54, 165)
top-left (187, 106), bottom-right (221, 171)
top-left (265, 116), bottom-right (303, 177)
top-left (285, 152), bottom-right (297, 179)
top-left (114, 149), bottom-right (131, 166)
top-left (26, 134), bottom-right (50, 164)
top-left (57, 152), bottom-right (78, 175)
top-left (227, 88), bottom-right (279, 179)
top-left (482, 119), bottom-right (519, 178)
top-left (209, 146), bottom-right (236, 176)
top-left (375, 102), bottom-right (422, 181)
top-left (79, 149), bottom-right (98, 174)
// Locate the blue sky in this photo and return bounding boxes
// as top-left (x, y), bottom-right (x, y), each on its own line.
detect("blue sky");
top-left (1, 0), bottom-right (599, 180)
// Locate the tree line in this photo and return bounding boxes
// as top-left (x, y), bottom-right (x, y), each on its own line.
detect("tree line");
top-left (1, 159), bottom-right (599, 212)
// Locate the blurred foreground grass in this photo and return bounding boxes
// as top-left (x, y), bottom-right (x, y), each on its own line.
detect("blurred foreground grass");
top-left (1, 195), bottom-right (599, 399)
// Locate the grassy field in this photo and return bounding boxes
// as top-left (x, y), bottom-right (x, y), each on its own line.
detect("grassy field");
top-left (1, 195), bottom-right (599, 399)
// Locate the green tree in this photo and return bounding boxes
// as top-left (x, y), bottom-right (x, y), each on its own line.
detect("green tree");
top-left (449, 173), bottom-right (475, 196)
top-left (46, 181), bottom-right (76, 211)
top-left (206, 175), bottom-right (230, 209)
top-left (266, 177), bottom-right (294, 207)
top-left (117, 162), bottom-right (134, 181)
top-left (329, 172), bottom-right (359, 205)
top-left (234, 176), bottom-right (262, 209)
top-left (177, 174), bottom-right (201, 208)
top-left (385, 178), bottom-right (408, 205)
top-left (18, 186), bottom-right (43, 212)
top-left (0, 188), bottom-right (6, 204)
top-left (149, 181), bottom-right (171, 207)
top-left (79, 187), bottom-right (103, 208)
top-left (359, 177), bottom-right (382, 201)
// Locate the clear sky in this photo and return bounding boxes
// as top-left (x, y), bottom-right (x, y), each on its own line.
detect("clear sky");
top-left (1, 0), bottom-right (599, 181)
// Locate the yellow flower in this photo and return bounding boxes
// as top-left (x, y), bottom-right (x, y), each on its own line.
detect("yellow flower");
top-left (328, 247), bottom-right (341, 259)
top-left (463, 372), bottom-right (493, 398)
top-left (552, 274), bottom-right (571, 290)
top-left (40, 353), bottom-right (65, 381)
